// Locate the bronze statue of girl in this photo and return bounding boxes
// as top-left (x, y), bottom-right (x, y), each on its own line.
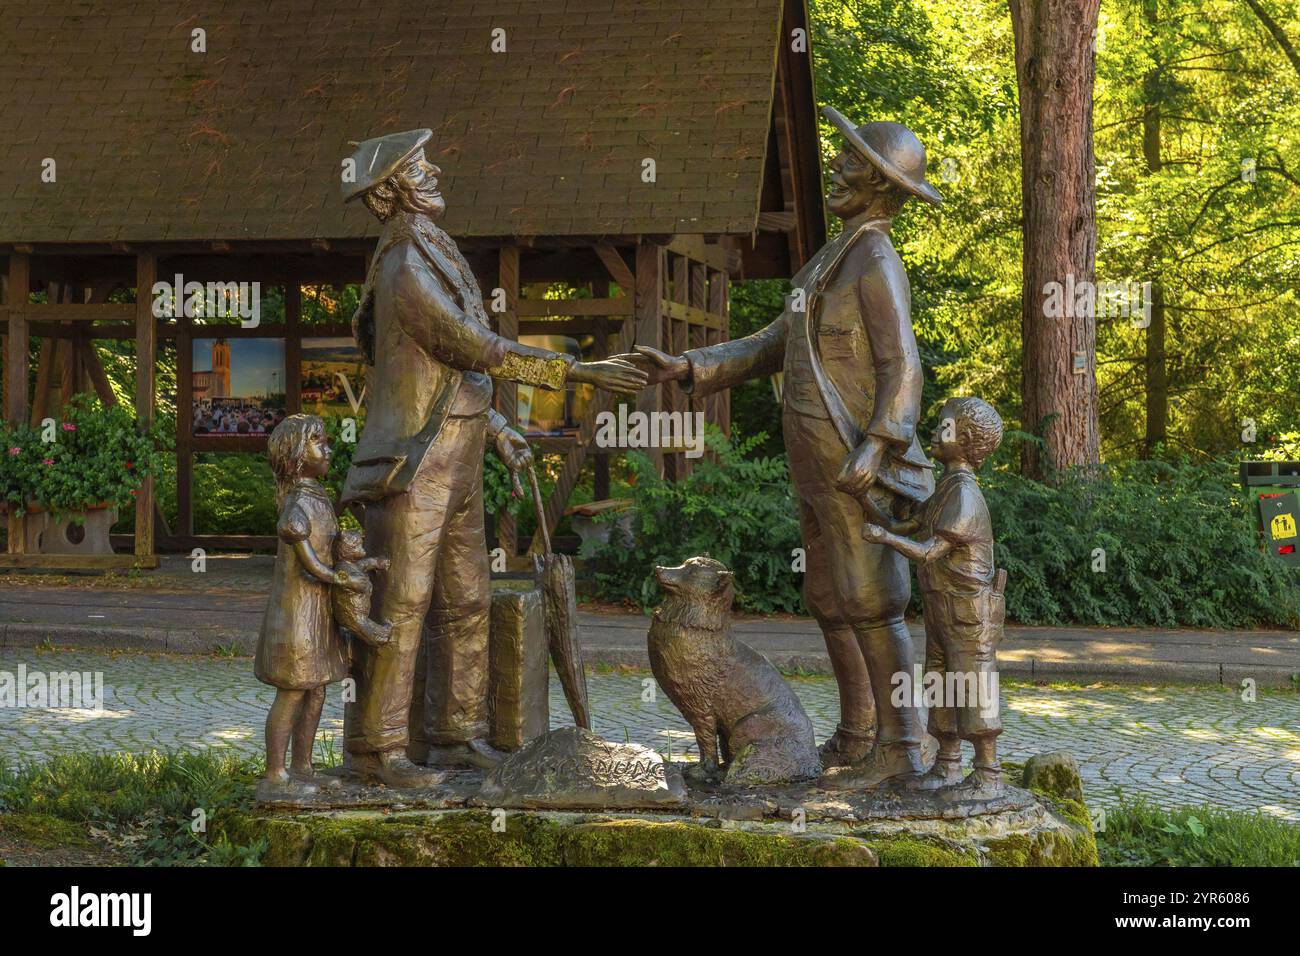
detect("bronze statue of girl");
top-left (255, 414), bottom-right (355, 798)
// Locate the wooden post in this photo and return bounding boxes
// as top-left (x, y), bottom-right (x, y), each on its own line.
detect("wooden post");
top-left (176, 303), bottom-right (193, 536)
top-left (284, 281), bottom-right (302, 414)
top-left (5, 254), bottom-right (29, 554)
top-left (634, 243), bottom-right (664, 476)
top-left (593, 314), bottom-right (610, 501)
top-left (495, 244), bottom-right (520, 555)
top-left (134, 253), bottom-right (156, 561)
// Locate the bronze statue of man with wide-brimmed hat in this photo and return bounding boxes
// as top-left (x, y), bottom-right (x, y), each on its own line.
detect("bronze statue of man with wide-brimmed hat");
top-left (617, 108), bottom-right (942, 789)
top-left (338, 129), bottom-right (645, 787)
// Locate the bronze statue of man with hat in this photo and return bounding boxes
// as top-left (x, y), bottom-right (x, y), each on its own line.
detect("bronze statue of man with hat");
top-left (618, 108), bottom-right (942, 789)
top-left (339, 129), bottom-right (645, 786)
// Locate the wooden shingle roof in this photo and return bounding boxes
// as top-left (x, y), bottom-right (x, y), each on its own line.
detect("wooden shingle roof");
top-left (0, 0), bottom-right (817, 248)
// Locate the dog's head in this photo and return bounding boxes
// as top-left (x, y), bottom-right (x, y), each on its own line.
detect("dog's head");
top-left (653, 556), bottom-right (734, 631)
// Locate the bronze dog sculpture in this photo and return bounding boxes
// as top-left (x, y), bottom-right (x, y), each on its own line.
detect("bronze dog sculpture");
top-left (647, 557), bottom-right (821, 787)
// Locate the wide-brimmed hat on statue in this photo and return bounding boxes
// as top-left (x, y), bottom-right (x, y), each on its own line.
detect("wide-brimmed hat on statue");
top-left (341, 128), bottom-right (432, 203)
top-left (821, 107), bottom-right (943, 207)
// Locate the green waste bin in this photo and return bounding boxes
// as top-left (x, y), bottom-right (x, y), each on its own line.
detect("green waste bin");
top-left (1240, 461), bottom-right (1300, 567)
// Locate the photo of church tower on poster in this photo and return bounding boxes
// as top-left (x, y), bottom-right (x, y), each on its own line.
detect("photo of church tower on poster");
top-left (191, 337), bottom-right (286, 437)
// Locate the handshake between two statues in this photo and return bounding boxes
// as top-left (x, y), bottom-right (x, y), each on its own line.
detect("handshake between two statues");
top-left (256, 108), bottom-right (1005, 798)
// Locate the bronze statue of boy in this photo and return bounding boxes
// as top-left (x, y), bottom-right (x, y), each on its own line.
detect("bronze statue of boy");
top-left (863, 397), bottom-right (1006, 795)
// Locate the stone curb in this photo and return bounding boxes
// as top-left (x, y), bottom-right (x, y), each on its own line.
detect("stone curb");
top-left (2, 621), bottom-right (1297, 687)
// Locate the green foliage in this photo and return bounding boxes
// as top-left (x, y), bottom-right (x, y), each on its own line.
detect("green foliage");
top-left (987, 458), bottom-right (1300, 627)
top-left (1097, 799), bottom-right (1300, 867)
top-left (0, 750), bottom-right (263, 866)
top-left (799, 0), bottom-right (1300, 462)
top-left (588, 427), bottom-right (803, 612)
top-left (483, 447), bottom-right (523, 518)
top-left (0, 394), bottom-right (170, 519)
top-left (587, 440), bottom-right (1299, 626)
top-left (183, 454), bottom-right (280, 536)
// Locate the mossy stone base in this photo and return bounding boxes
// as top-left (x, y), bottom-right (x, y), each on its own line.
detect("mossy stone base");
top-left (221, 749), bottom-right (1098, 866)
top-left (215, 792), bottom-right (1095, 867)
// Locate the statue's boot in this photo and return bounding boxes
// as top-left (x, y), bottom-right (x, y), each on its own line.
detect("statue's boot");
top-left (907, 754), bottom-right (963, 790)
top-left (256, 771), bottom-right (318, 802)
top-left (952, 762), bottom-right (1004, 797)
top-left (817, 624), bottom-right (876, 768)
top-left (350, 749), bottom-right (444, 788)
top-left (819, 621), bottom-right (924, 789)
top-left (424, 738), bottom-right (505, 770)
top-left (290, 766), bottom-right (343, 790)
top-left (818, 723), bottom-right (875, 768)
top-left (819, 741), bottom-right (924, 790)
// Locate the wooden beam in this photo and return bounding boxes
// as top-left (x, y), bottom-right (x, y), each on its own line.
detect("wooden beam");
top-left (757, 211), bottom-right (798, 232)
top-left (513, 298), bottom-right (632, 317)
top-left (29, 338), bottom-right (55, 427)
top-left (593, 244), bottom-right (636, 291)
top-left (634, 243), bottom-right (664, 476)
top-left (6, 253), bottom-right (30, 555)
top-left (0, 303), bottom-right (135, 323)
top-left (661, 298), bottom-right (723, 330)
top-left (76, 338), bottom-right (118, 407)
top-left (134, 253), bottom-right (156, 561)
top-left (176, 306), bottom-right (193, 536)
top-left (494, 243), bottom-right (520, 554)
top-left (0, 553), bottom-right (159, 571)
top-left (284, 281), bottom-right (302, 414)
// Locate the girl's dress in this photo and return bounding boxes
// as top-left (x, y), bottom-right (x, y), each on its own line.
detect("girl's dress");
top-left (255, 478), bottom-right (350, 689)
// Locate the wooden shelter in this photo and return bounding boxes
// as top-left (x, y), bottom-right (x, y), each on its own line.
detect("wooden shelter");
top-left (0, 0), bottom-right (825, 568)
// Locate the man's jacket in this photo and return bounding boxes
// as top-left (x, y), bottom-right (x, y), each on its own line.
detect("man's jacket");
top-left (683, 216), bottom-right (933, 504)
top-left (342, 210), bottom-right (568, 504)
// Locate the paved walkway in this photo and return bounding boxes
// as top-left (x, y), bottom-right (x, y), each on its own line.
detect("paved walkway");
top-left (2, 555), bottom-right (1297, 686)
top-left (0, 648), bottom-right (1296, 820)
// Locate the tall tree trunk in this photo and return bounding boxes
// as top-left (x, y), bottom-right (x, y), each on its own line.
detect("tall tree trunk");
top-left (1142, 0), bottom-right (1168, 457)
top-left (1009, 0), bottom-right (1102, 479)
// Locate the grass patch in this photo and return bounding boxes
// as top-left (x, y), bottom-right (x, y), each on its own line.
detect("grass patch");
top-left (0, 750), bottom-right (264, 866)
top-left (1097, 799), bottom-right (1300, 867)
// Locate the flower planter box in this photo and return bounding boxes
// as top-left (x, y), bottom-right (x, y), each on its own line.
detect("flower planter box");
top-left (22, 504), bottom-right (118, 556)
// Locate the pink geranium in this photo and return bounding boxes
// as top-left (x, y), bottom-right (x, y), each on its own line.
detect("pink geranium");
top-left (61, 422), bottom-right (76, 431)
top-left (42, 458), bottom-right (54, 466)
top-left (7, 447), bottom-right (18, 456)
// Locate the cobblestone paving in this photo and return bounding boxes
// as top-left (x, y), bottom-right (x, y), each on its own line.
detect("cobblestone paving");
top-left (0, 649), bottom-right (1296, 820)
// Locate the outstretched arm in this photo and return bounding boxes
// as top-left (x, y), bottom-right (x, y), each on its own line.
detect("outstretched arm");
top-left (610, 312), bottom-right (789, 397)
top-left (862, 522), bottom-right (953, 564)
top-left (393, 249), bottom-right (644, 394)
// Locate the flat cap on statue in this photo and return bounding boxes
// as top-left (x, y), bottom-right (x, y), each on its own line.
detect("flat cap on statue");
top-left (821, 107), bottom-right (943, 207)
top-left (341, 128), bottom-right (432, 203)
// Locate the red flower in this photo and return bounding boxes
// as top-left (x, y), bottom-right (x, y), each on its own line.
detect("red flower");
top-left (125, 461), bottom-right (133, 469)
top-left (61, 422), bottom-right (76, 432)
top-left (7, 447), bottom-right (18, 456)
top-left (42, 458), bottom-right (54, 466)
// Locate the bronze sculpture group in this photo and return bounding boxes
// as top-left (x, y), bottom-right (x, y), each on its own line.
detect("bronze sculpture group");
top-left (255, 110), bottom-right (1007, 802)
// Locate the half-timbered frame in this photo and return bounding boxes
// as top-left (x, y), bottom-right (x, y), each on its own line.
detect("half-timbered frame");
top-left (0, 0), bottom-right (824, 568)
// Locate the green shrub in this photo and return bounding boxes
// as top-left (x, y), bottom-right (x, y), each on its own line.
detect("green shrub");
top-left (587, 433), bottom-right (1299, 627)
top-left (588, 427), bottom-right (803, 612)
top-left (987, 458), bottom-right (1300, 628)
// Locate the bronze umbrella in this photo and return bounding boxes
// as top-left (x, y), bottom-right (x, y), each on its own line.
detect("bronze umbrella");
top-left (527, 464), bottom-right (592, 729)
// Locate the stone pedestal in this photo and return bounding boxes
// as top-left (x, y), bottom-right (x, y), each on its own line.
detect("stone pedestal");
top-left (24, 506), bottom-right (117, 555)
top-left (236, 748), bottom-right (1098, 867)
